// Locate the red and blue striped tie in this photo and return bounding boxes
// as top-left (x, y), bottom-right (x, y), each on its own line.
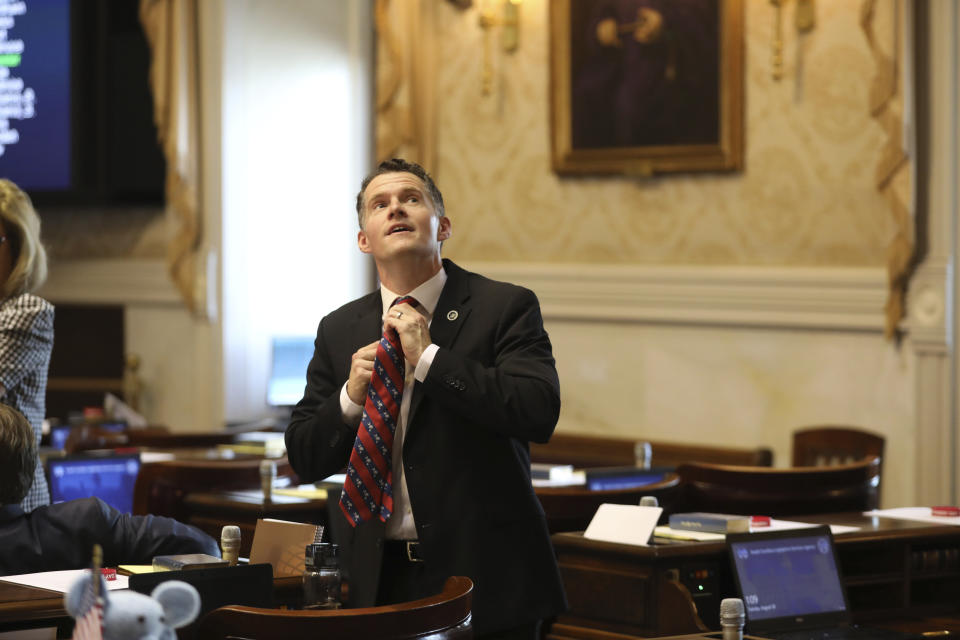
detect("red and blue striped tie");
top-left (340, 296), bottom-right (417, 526)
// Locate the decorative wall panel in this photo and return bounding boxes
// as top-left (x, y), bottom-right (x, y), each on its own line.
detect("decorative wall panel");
top-left (434, 0), bottom-right (895, 268)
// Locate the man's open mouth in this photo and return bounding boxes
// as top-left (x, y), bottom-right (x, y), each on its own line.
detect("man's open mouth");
top-left (388, 224), bottom-right (413, 235)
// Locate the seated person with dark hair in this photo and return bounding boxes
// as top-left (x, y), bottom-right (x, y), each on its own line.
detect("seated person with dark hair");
top-left (0, 404), bottom-right (219, 575)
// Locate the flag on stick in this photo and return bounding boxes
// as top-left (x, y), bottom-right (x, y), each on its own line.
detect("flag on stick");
top-left (71, 544), bottom-right (104, 640)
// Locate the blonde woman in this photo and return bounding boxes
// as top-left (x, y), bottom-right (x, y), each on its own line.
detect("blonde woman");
top-left (0, 179), bottom-right (53, 512)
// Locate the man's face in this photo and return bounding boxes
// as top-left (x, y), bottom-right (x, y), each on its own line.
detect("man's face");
top-left (357, 172), bottom-right (451, 262)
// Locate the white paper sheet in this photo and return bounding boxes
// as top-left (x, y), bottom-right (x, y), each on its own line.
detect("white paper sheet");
top-left (532, 470), bottom-right (587, 488)
top-left (865, 506), bottom-right (960, 526)
top-left (0, 569), bottom-right (129, 594)
top-left (583, 503), bottom-right (662, 546)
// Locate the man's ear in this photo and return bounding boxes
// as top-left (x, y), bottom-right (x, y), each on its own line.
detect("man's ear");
top-left (437, 216), bottom-right (452, 242)
top-left (358, 229), bottom-right (372, 254)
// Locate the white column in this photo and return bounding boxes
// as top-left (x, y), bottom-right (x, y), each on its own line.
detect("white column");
top-left (912, 0), bottom-right (959, 504)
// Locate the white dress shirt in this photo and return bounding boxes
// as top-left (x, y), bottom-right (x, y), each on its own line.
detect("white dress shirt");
top-left (339, 267), bottom-right (447, 539)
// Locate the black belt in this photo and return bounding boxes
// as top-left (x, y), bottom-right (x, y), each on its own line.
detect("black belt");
top-left (384, 540), bottom-right (424, 563)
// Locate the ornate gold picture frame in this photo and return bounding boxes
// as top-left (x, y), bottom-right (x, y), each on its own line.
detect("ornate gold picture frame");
top-left (550, 0), bottom-right (744, 175)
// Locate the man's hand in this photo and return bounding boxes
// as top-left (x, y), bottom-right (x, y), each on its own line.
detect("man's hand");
top-left (346, 341), bottom-right (380, 405)
top-left (383, 301), bottom-right (432, 366)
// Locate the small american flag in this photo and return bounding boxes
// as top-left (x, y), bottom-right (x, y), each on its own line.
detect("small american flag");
top-left (71, 545), bottom-right (104, 640)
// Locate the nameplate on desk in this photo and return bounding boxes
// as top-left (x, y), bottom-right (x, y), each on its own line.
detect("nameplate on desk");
top-left (583, 503), bottom-right (662, 546)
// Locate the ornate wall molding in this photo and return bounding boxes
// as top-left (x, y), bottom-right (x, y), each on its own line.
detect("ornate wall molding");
top-left (39, 259), bottom-right (181, 307)
top-left (462, 261), bottom-right (889, 332)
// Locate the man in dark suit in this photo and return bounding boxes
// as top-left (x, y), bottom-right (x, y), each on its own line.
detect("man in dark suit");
top-left (0, 404), bottom-right (220, 576)
top-left (285, 158), bottom-right (566, 639)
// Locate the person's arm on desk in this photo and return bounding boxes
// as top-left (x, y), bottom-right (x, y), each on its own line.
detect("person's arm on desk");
top-left (62, 497), bottom-right (221, 565)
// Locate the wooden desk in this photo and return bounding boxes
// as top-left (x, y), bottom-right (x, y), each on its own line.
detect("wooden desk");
top-left (0, 580), bottom-right (69, 635)
top-left (0, 573), bottom-right (306, 637)
top-left (549, 513), bottom-right (960, 639)
top-left (183, 489), bottom-right (329, 557)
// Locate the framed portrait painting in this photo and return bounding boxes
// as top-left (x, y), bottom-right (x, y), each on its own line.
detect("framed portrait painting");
top-left (550, 0), bottom-right (744, 175)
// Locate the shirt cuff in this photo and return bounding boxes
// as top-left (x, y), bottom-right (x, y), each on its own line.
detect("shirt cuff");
top-left (340, 383), bottom-right (363, 426)
top-left (414, 344), bottom-right (439, 382)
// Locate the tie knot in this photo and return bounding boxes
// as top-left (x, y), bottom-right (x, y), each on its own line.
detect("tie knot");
top-left (392, 296), bottom-right (418, 309)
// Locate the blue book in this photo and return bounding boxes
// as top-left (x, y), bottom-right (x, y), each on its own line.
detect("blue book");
top-left (668, 512), bottom-right (751, 534)
top-left (584, 467), bottom-right (666, 491)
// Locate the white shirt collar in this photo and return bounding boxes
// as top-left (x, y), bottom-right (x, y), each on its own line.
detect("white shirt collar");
top-left (380, 266), bottom-right (448, 317)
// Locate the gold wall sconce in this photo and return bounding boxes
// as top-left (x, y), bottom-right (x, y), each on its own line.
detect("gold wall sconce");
top-left (770, 0), bottom-right (816, 80)
top-left (478, 0), bottom-right (521, 95)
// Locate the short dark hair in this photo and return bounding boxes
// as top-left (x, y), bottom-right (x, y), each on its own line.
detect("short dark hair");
top-left (355, 158), bottom-right (445, 228)
top-left (0, 404), bottom-right (36, 505)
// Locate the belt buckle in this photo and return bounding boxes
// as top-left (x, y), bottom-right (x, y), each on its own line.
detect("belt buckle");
top-left (405, 541), bottom-right (424, 563)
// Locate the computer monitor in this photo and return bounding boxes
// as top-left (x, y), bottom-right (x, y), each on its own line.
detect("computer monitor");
top-left (49, 421), bottom-right (126, 451)
top-left (266, 336), bottom-right (315, 407)
top-left (46, 451), bottom-right (141, 514)
top-left (49, 424), bottom-right (72, 451)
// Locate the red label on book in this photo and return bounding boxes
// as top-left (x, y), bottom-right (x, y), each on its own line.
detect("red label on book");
top-left (101, 568), bottom-right (117, 581)
top-left (932, 506), bottom-right (960, 517)
top-left (750, 515), bottom-right (771, 527)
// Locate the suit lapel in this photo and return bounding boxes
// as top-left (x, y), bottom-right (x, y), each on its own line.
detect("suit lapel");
top-left (407, 260), bottom-right (472, 424)
top-left (354, 293), bottom-right (383, 349)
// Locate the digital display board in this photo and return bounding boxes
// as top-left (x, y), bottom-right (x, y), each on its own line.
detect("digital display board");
top-left (0, 0), bottom-right (71, 191)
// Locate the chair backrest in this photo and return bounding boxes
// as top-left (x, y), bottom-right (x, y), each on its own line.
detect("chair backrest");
top-left (132, 456), bottom-right (297, 520)
top-left (792, 426), bottom-right (885, 467)
top-left (536, 473), bottom-right (681, 533)
top-left (195, 576), bottom-right (474, 640)
top-left (676, 456), bottom-right (881, 516)
top-left (529, 432), bottom-right (773, 469)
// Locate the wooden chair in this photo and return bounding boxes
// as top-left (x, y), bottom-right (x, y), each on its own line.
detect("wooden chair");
top-left (132, 456), bottom-right (298, 521)
top-left (196, 576), bottom-right (474, 640)
top-left (529, 432), bottom-right (773, 469)
top-left (792, 426), bottom-right (885, 504)
top-left (536, 473), bottom-right (681, 533)
top-left (792, 426), bottom-right (885, 467)
top-left (676, 456), bottom-right (881, 516)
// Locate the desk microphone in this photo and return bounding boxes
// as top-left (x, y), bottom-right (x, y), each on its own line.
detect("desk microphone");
top-left (221, 525), bottom-right (241, 566)
top-left (260, 459), bottom-right (277, 502)
top-left (720, 597), bottom-right (745, 640)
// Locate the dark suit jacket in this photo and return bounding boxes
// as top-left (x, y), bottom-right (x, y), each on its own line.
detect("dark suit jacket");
top-left (285, 259), bottom-right (567, 634)
top-left (0, 497), bottom-right (220, 576)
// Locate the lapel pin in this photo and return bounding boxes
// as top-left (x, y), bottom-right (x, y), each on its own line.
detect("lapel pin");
top-left (446, 310), bottom-right (459, 321)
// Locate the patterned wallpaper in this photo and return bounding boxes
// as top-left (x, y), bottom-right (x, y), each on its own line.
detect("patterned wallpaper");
top-left (435, 0), bottom-right (895, 266)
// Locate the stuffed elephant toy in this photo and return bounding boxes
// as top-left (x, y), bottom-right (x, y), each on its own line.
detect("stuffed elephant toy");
top-left (65, 573), bottom-right (201, 640)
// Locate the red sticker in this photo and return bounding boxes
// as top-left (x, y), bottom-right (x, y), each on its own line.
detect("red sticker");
top-left (750, 515), bottom-right (771, 527)
top-left (932, 506), bottom-right (960, 517)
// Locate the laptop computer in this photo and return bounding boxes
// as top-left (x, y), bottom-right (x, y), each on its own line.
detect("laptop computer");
top-left (46, 451), bottom-right (141, 514)
top-left (266, 336), bottom-right (315, 408)
top-left (727, 526), bottom-right (921, 640)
